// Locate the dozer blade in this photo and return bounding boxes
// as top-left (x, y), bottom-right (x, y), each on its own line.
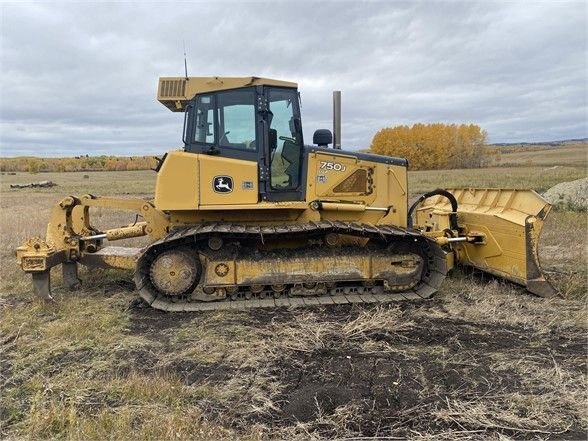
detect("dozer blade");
top-left (417, 188), bottom-right (557, 297)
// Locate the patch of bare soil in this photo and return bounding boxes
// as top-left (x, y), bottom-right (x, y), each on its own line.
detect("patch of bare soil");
top-left (124, 300), bottom-right (587, 440)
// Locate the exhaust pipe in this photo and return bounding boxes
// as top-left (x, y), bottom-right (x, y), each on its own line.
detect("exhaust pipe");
top-left (332, 90), bottom-right (341, 149)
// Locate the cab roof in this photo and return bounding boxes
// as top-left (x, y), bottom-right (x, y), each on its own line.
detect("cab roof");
top-left (158, 76), bottom-right (298, 112)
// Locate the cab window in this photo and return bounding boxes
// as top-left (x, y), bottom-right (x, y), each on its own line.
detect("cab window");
top-left (193, 95), bottom-right (215, 144)
top-left (217, 89), bottom-right (257, 150)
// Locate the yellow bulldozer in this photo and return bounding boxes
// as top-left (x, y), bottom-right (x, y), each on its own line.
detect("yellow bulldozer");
top-left (16, 76), bottom-right (556, 311)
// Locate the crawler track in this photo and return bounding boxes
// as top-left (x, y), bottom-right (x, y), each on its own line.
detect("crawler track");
top-left (133, 222), bottom-right (448, 311)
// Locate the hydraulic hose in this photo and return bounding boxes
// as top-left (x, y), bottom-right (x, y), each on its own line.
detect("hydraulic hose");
top-left (407, 189), bottom-right (459, 231)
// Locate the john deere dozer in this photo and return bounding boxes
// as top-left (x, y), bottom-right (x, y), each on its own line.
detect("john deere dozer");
top-left (16, 76), bottom-right (556, 311)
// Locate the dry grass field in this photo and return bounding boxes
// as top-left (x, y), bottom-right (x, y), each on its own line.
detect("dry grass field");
top-left (1, 145), bottom-right (586, 440)
top-left (493, 143), bottom-right (588, 168)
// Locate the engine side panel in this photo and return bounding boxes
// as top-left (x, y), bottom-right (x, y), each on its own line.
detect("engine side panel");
top-left (305, 150), bottom-right (409, 226)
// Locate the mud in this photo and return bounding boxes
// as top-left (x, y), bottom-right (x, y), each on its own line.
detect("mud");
top-left (123, 302), bottom-right (587, 439)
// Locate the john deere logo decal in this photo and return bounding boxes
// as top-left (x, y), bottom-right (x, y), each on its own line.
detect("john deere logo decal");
top-left (213, 176), bottom-right (233, 193)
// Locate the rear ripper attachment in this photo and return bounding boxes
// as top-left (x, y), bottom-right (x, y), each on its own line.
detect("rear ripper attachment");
top-left (15, 194), bottom-right (166, 301)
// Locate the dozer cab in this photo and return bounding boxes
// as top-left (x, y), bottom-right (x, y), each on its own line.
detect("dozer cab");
top-left (16, 76), bottom-right (556, 311)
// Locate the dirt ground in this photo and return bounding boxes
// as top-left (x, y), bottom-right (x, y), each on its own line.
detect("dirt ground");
top-left (3, 275), bottom-right (584, 440)
top-left (126, 292), bottom-right (587, 440)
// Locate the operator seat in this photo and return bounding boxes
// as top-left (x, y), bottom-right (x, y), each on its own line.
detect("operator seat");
top-left (281, 140), bottom-right (300, 187)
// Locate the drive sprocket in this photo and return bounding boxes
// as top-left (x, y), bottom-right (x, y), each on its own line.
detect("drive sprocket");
top-left (148, 248), bottom-right (200, 296)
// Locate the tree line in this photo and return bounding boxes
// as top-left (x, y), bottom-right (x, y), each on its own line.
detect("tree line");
top-left (370, 123), bottom-right (490, 170)
top-left (0, 156), bottom-right (157, 173)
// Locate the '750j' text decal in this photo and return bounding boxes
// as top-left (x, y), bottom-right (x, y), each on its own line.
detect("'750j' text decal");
top-left (319, 161), bottom-right (346, 172)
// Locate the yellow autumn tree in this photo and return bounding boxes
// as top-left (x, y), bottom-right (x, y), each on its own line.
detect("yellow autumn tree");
top-left (370, 123), bottom-right (489, 170)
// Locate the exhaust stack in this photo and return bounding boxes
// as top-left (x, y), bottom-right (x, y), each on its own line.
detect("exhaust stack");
top-left (332, 90), bottom-right (341, 149)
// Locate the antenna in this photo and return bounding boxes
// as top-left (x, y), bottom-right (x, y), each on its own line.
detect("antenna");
top-left (183, 40), bottom-right (189, 79)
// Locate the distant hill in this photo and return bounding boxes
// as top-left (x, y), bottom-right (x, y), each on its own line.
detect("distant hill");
top-left (490, 143), bottom-right (587, 168)
top-left (491, 138), bottom-right (587, 147)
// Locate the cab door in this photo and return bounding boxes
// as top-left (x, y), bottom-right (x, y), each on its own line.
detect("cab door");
top-left (186, 88), bottom-right (260, 206)
top-left (262, 87), bottom-right (305, 202)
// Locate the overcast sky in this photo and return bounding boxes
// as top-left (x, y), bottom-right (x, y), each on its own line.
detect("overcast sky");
top-left (1, 1), bottom-right (586, 157)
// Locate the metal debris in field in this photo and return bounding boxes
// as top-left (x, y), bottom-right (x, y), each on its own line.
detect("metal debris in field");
top-left (10, 180), bottom-right (57, 189)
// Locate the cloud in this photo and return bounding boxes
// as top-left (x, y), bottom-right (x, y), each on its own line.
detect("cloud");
top-left (1, 1), bottom-right (586, 156)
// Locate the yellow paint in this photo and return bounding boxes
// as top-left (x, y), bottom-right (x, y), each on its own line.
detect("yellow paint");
top-left (414, 188), bottom-right (551, 285)
top-left (304, 151), bottom-right (408, 226)
top-left (158, 76), bottom-right (297, 112)
top-left (319, 202), bottom-right (366, 212)
top-left (155, 151), bottom-right (199, 210)
top-left (97, 253), bottom-right (138, 270)
top-left (198, 154), bottom-right (258, 205)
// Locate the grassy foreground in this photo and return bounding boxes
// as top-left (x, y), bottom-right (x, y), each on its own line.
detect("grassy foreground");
top-left (0, 146), bottom-right (586, 440)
